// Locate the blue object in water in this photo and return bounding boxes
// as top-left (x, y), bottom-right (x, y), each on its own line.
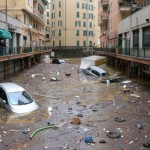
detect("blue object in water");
top-left (84, 136), bottom-right (93, 143)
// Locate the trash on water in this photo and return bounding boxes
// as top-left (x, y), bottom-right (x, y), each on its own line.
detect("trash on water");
top-left (114, 117), bottom-right (125, 122)
top-left (50, 77), bottom-right (59, 81)
top-left (77, 114), bottom-right (83, 117)
top-left (143, 142), bottom-right (150, 148)
top-left (22, 128), bottom-right (30, 134)
top-left (135, 123), bottom-right (144, 129)
top-left (122, 80), bottom-right (132, 84)
top-left (84, 136), bottom-right (94, 143)
top-left (123, 85), bottom-right (127, 89)
top-left (129, 141), bottom-right (134, 144)
top-left (41, 77), bottom-right (46, 80)
top-left (70, 117), bottom-right (81, 125)
top-left (10, 129), bottom-right (19, 132)
top-left (48, 107), bottom-right (53, 116)
top-left (99, 140), bottom-right (106, 144)
top-left (130, 94), bottom-right (141, 98)
top-left (107, 131), bottom-right (121, 139)
top-left (0, 134), bottom-right (2, 142)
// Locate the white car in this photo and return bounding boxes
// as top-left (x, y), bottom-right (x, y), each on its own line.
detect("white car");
top-left (0, 82), bottom-right (39, 114)
top-left (84, 66), bottom-right (108, 77)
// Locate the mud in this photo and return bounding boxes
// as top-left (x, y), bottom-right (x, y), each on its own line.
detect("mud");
top-left (0, 58), bottom-right (150, 150)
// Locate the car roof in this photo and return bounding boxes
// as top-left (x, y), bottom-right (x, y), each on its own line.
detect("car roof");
top-left (89, 66), bottom-right (107, 73)
top-left (0, 82), bottom-right (25, 93)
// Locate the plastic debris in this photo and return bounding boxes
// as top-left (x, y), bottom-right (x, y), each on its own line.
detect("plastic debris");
top-left (77, 114), bottom-right (83, 117)
top-left (122, 81), bottom-right (132, 84)
top-left (84, 136), bottom-right (94, 143)
top-left (130, 94), bottom-right (141, 98)
top-left (23, 128), bottom-right (30, 134)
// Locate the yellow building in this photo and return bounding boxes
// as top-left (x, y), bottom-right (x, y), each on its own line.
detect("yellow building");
top-left (0, 0), bottom-right (47, 48)
top-left (50, 0), bottom-right (100, 48)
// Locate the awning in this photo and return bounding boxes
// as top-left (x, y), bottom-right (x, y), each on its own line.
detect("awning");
top-left (0, 29), bottom-right (12, 39)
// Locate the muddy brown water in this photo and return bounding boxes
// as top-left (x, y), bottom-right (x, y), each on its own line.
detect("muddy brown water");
top-left (0, 58), bottom-right (150, 150)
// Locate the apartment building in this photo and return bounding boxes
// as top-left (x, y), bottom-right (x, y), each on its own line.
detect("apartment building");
top-left (97, 0), bottom-right (150, 80)
top-left (0, 0), bottom-right (51, 80)
top-left (50, 0), bottom-right (100, 48)
top-left (45, 0), bottom-right (51, 46)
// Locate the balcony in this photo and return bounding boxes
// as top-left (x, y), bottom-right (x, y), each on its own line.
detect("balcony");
top-left (99, 12), bottom-right (109, 25)
top-left (101, 0), bottom-right (109, 7)
top-left (33, 9), bottom-right (45, 24)
top-left (118, 0), bottom-right (133, 12)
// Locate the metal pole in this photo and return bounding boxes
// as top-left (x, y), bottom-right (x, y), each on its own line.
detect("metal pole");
top-left (6, 0), bottom-right (7, 23)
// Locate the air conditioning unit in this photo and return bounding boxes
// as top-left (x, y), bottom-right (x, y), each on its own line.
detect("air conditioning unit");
top-left (8, 23), bottom-right (17, 30)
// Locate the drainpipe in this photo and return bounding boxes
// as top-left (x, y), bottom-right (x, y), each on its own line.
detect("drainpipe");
top-left (6, 0), bottom-right (7, 24)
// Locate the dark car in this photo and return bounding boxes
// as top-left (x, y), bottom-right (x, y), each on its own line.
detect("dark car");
top-left (52, 59), bottom-right (65, 64)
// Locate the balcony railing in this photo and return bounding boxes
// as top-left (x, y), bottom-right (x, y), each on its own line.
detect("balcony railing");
top-left (118, 48), bottom-right (150, 59)
top-left (0, 46), bottom-right (51, 57)
top-left (101, 0), bottom-right (109, 7)
top-left (99, 12), bottom-right (109, 25)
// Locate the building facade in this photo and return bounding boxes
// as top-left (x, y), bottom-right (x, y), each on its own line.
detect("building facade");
top-left (50, 0), bottom-right (100, 48)
top-left (0, 0), bottom-right (51, 80)
top-left (97, 0), bottom-right (150, 80)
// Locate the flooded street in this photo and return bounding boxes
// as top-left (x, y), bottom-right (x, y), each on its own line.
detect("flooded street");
top-left (0, 58), bottom-right (150, 150)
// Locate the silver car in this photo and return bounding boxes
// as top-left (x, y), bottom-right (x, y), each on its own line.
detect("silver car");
top-left (84, 66), bottom-right (108, 77)
top-left (0, 82), bottom-right (39, 114)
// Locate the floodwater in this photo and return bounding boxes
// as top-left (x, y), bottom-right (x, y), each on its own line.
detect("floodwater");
top-left (0, 58), bottom-right (150, 150)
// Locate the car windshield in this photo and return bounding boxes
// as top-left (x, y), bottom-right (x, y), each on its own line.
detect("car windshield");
top-left (8, 91), bottom-right (33, 105)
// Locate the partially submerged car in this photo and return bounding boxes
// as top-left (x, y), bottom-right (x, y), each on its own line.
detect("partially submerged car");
top-left (52, 58), bottom-right (65, 64)
top-left (0, 82), bottom-right (39, 114)
top-left (83, 66), bottom-right (108, 77)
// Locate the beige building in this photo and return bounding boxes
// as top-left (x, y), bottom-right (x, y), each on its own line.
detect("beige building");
top-left (45, 0), bottom-right (51, 46)
top-left (0, 0), bottom-right (47, 48)
top-left (50, 0), bottom-right (100, 48)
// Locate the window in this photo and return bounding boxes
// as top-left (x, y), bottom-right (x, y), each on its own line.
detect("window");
top-left (89, 31), bottom-right (93, 36)
top-left (52, 22), bottom-right (55, 28)
top-left (75, 21), bottom-right (81, 27)
top-left (133, 29), bottom-right (139, 48)
top-left (47, 12), bottom-right (49, 16)
top-left (59, 40), bottom-right (61, 46)
top-left (58, 30), bottom-right (61, 36)
top-left (89, 13), bottom-right (94, 19)
top-left (24, 14), bottom-right (26, 24)
top-left (83, 31), bottom-right (87, 36)
top-left (83, 13), bottom-right (86, 18)
top-left (76, 30), bottom-right (79, 36)
top-left (77, 2), bottom-right (79, 8)
top-left (77, 40), bottom-right (80, 46)
top-left (83, 22), bottom-right (86, 27)
top-left (58, 20), bottom-right (62, 27)
top-left (83, 41), bottom-right (86, 46)
top-left (52, 3), bottom-right (54, 9)
top-left (47, 19), bottom-right (49, 25)
top-left (59, 1), bottom-right (61, 7)
top-left (89, 5), bottom-right (93, 10)
top-left (52, 13), bottom-right (55, 18)
top-left (46, 27), bottom-right (50, 31)
top-left (89, 41), bottom-right (92, 46)
top-left (59, 11), bottom-right (61, 17)
top-left (82, 3), bottom-right (87, 9)
top-left (143, 26), bottom-right (150, 47)
top-left (92, 70), bottom-right (100, 76)
top-left (47, 4), bottom-right (49, 9)
top-left (53, 41), bottom-right (55, 46)
top-left (89, 22), bottom-right (92, 28)
top-left (77, 12), bottom-right (80, 18)
top-left (52, 30), bottom-right (55, 36)
top-left (46, 34), bottom-right (49, 39)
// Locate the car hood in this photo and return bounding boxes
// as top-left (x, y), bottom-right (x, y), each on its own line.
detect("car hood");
top-left (9, 101), bottom-right (39, 114)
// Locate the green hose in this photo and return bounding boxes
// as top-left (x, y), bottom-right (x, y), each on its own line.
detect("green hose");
top-left (30, 125), bottom-right (56, 139)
